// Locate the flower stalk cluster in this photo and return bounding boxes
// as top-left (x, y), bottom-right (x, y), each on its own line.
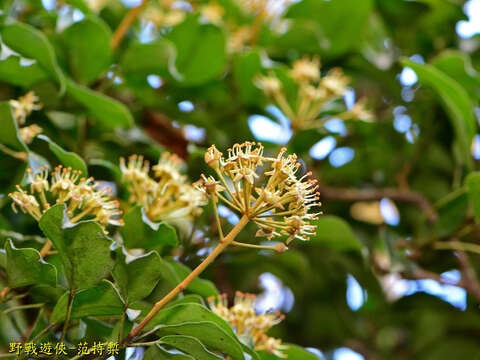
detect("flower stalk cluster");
top-left (120, 153), bottom-right (207, 223)
top-left (122, 143), bottom-right (320, 345)
top-left (197, 142), bottom-right (321, 245)
top-left (9, 166), bottom-right (123, 229)
top-left (7, 91), bottom-right (43, 146)
top-left (255, 56), bottom-right (374, 130)
top-left (208, 292), bottom-right (288, 357)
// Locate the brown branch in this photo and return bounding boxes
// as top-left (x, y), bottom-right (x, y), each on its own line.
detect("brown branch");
top-left (143, 110), bottom-right (189, 159)
top-left (401, 264), bottom-right (480, 303)
top-left (111, 0), bottom-right (149, 49)
top-left (316, 183), bottom-right (437, 222)
top-left (456, 250), bottom-right (480, 302)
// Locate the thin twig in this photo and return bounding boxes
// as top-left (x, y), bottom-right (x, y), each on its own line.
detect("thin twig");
top-left (456, 250), bottom-right (480, 302)
top-left (316, 183), bottom-right (437, 222)
top-left (111, 0), bottom-right (149, 49)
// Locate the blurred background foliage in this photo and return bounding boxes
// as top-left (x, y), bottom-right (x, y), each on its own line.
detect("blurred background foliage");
top-left (1, 0), bottom-right (480, 359)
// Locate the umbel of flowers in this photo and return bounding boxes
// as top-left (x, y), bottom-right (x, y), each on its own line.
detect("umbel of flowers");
top-left (122, 142), bottom-right (321, 344)
top-left (120, 153), bottom-right (207, 222)
top-left (9, 91), bottom-right (43, 144)
top-left (197, 141), bottom-right (321, 245)
top-left (209, 292), bottom-right (288, 357)
top-left (255, 56), bottom-right (373, 131)
top-left (9, 165), bottom-right (123, 229)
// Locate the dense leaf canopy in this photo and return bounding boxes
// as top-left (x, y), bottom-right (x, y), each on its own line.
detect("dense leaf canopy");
top-left (0, 0), bottom-right (480, 359)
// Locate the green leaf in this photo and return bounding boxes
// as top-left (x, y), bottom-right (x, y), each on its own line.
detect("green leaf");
top-left (466, 172), bottom-right (480, 223)
top-left (168, 16), bottom-right (226, 86)
top-left (38, 204), bottom-right (114, 290)
top-left (0, 102), bottom-right (28, 152)
top-left (120, 205), bottom-right (178, 249)
top-left (113, 249), bottom-right (165, 304)
top-left (51, 280), bottom-right (124, 323)
top-left (144, 344), bottom-right (194, 360)
top-left (0, 55), bottom-right (49, 87)
top-left (121, 39), bottom-right (174, 76)
top-left (434, 189), bottom-right (468, 237)
top-left (37, 135), bottom-right (88, 175)
top-left (310, 216), bottom-right (362, 251)
top-left (144, 303), bottom-right (235, 338)
top-left (258, 344), bottom-right (320, 360)
top-left (66, 78), bottom-right (134, 129)
top-left (167, 259), bottom-right (219, 297)
top-left (1, 22), bottom-right (66, 94)
top-left (166, 294), bottom-right (204, 308)
top-left (5, 239), bottom-right (56, 288)
top-left (156, 321), bottom-right (245, 360)
top-left (432, 51), bottom-right (480, 100)
top-left (233, 50), bottom-right (263, 105)
top-left (89, 159), bottom-right (122, 182)
top-left (402, 59), bottom-right (476, 170)
top-left (62, 16), bottom-right (112, 85)
top-left (159, 335), bottom-right (223, 360)
top-left (285, 0), bottom-right (373, 57)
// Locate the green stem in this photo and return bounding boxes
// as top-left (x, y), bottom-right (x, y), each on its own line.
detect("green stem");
top-left (1, 303), bottom-right (44, 316)
top-left (118, 305), bottom-right (127, 343)
top-left (211, 195), bottom-right (224, 241)
top-left (435, 241), bottom-right (480, 255)
top-left (59, 289), bottom-right (76, 345)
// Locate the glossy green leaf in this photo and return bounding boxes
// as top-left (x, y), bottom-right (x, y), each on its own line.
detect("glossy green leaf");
top-left (1, 22), bottom-right (66, 94)
top-left (5, 239), bottom-right (56, 288)
top-left (144, 344), bottom-right (194, 360)
top-left (168, 17), bottom-right (226, 85)
top-left (62, 16), bottom-right (112, 85)
top-left (167, 259), bottom-right (218, 297)
top-left (159, 335), bottom-right (223, 360)
top-left (120, 205), bottom-right (178, 249)
top-left (0, 55), bottom-right (49, 87)
top-left (310, 216), bottom-right (362, 251)
top-left (113, 249), bottom-right (165, 304)
top-left (466, 172), bottom-right (480, 223)
top-left (144, 303), bottom-right (235, 338)
top-left (233, 50), bottom-right (263, 105)
top-left (38, 203), bottom-right (114, 290)
top-left (434, 189), bottom-right (468, 237)
top-left (156, 321), bottom-right (244, 360)
top-left (258, 344), bottom-right (320, 360)
top-left (166, 294), bottom-right (204, 308)
top-left (432, 51), bottom-right (480, 100)
top-left (66, 78), bottom-right (134, 129)
top-left (0, 102), bottom-right (28, 152)
top-left (37, 135), bottom-right (88, 175)
top-left (121, 39), bottom-right (174, 76)
top-left (51, 280), bottom-right (124, 323)
top-left (402, 59), bottom-right (476, 170)
top-left (285, 0), bottom-right (373, 57)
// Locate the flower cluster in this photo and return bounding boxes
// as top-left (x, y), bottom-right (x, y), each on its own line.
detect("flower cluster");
top-left (120, 153), bottom-right (207, 222)
top-left (199, 1), bottom-right (292, 52)
top-left (237, 0), bottom-right (293, 21)
top-left (9, 166), bottom-right (123, 229)
top-left (197, 142), bottom-right (320, 244)
top-left (142, 0), bottom-right (187, 28)
top-left (208, 292), bottom-right (288, 357)
top-left (255, 56), bottom-right (374, 131)
top-left (9, 91), bottom-right (43, 144)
